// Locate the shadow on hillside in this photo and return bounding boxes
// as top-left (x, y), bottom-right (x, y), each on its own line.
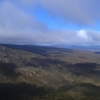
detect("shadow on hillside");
top-left (0, 82), bottom-right (54, 100)
top-left (59, 83), bottom-right (100, 97)
top-left (75, 63), bottom-right (97, 69)
top-left (0, 82), bottom-right (100, 100)
top-left (26, 57), bottom-right (72, 70)
top-left (0, 61), bottom-right (20, 79)
top-left (25, 57), bottom-right (100, 76)
top-left (0, 44), bottom-right (73, 56)
top-left (72, 63), bottom-right (100, 76)
top-left (23, 54), bottom-right (100, 77)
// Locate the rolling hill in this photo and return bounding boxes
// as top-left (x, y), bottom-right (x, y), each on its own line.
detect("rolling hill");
top-left (0, 44), bottom-right (100, 100)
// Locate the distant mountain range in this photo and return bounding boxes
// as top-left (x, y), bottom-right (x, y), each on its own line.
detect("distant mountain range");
top-left (1, 43), bottom-right (100, 51)
top-left (53, 44), bottom-right (100, 51)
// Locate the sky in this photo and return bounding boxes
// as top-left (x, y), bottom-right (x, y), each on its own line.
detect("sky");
top-left (0, 0), bottom-right (100, 45)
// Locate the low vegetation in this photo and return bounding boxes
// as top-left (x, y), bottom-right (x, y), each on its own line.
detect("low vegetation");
top-left (0, 44), bottom-right (100, 100)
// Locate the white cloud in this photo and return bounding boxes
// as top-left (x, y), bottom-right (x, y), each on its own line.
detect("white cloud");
top-left (77, 30), bottom-right (88, 40)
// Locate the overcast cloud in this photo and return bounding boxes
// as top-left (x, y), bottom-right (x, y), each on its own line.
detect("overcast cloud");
top-left (21, 0), bottom-right (100, 25)
top-left (0, 0), bottom-right (100, 45)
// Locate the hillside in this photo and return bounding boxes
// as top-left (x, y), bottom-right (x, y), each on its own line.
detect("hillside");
top-left (0, 44), bottom-right (100, 100)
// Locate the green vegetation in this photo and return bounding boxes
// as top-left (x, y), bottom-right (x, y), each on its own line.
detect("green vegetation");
top-left (0, 44), bottom-right (100, 100)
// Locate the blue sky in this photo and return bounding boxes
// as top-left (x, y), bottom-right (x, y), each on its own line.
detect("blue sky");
top-left (0, 0), bottom-right (100, 45)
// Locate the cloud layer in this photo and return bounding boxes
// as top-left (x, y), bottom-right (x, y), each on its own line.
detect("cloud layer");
top-left (21, 0), bottom-right (100, 25)
top-left (0, 0), bottom-right (100, 45)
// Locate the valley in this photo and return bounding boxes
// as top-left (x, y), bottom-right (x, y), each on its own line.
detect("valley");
top-left (0, 44), bottom-right (100, 100)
